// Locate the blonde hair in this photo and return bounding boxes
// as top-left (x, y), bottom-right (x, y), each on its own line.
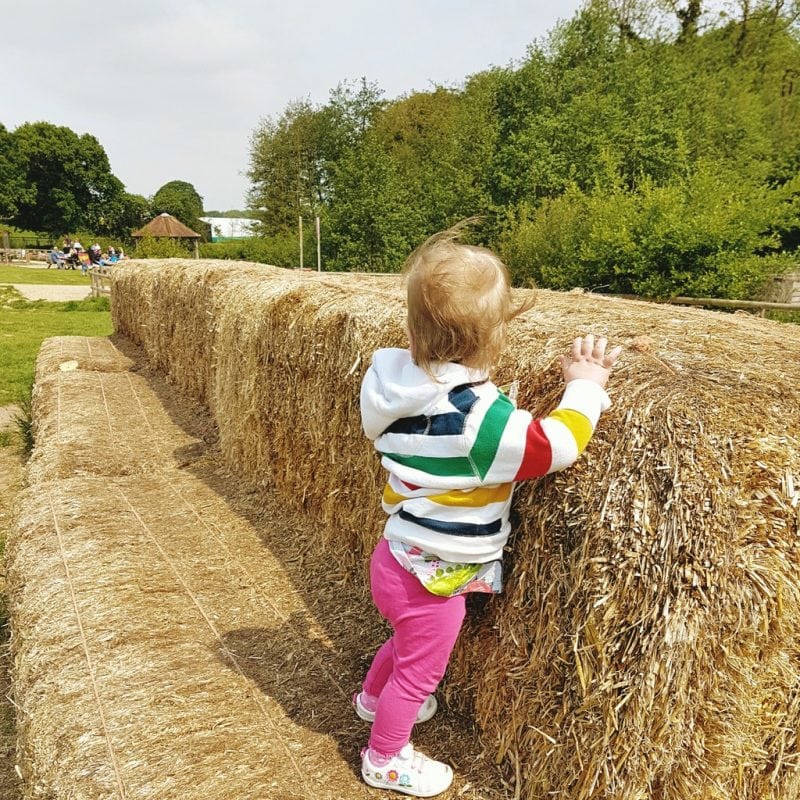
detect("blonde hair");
top-left (404, 222), bottom-right (533, 376)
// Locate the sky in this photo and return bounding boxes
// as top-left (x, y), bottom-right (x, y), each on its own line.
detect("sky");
top-left (2, 0), bottom-right (585, 211)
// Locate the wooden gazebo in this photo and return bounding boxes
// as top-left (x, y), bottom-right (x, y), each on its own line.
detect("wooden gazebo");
top-left (132, 213), bottom-right (202, 258)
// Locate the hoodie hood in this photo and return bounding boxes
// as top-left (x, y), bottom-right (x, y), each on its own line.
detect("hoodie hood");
top-left (360, 348), bottom-right (488, 440)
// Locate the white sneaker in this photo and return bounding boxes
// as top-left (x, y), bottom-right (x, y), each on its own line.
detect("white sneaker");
top-left (361, 743), bottom-right (453, 797)
top-left (354, 692), bottom-right (438, 724)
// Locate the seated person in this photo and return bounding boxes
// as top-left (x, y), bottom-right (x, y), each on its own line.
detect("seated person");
top-left (48, 248), bottom-right (63, 268)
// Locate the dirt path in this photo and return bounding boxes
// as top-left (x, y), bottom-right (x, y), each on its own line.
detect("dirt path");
top-left (4, 336), bottom-right (505, 800)
top-left (8, 285), bottom-right (91, 302)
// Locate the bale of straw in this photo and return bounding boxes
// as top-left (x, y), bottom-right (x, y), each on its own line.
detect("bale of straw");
top-left (105, 259), bottom-right (800, 798)
top-left (6, 475), bottom-right (374, 800)
top-left (7, 344), bottom-right (387, 799)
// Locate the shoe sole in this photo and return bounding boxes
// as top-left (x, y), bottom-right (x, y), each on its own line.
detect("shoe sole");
top-left (362, 768), bottom-right (453, 797)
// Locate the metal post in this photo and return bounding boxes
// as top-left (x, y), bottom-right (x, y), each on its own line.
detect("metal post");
top-left (315, 216), bottom-right (321, 272)
top-left (299, 215), bottom-right (304, 269)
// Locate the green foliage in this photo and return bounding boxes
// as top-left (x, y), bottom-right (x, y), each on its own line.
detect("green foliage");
top-left (241, 3), bottom-right (800, 296)
top-left (151, 180), bottom-right (205, 234)
top-left (199, 233), bottom-right (303, 268)
top-left (0, 123), bottom-right (25, 220)
top-left (500, 163), bottom-right (797, 298)
top-left (7, 122), bottom-right (125, 237)
top-left (133, 235), bottom-right (195, 259)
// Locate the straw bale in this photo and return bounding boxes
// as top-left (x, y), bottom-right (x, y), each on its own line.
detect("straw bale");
top-left (106, 260), bottom-right (800, 798)
top-left (6, 476), bottom-right (375, 800)
top-left (33, 336), bottom-right (136, 377)
top-left (111, 260), bottom-right (284, 408)
top-left (27, 367), bottom-right (203, 483)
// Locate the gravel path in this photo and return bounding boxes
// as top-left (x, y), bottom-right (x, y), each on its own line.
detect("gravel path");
top-left (9, 284), bottom-right (92, 301)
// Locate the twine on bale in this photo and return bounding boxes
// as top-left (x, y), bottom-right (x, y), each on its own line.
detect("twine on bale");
top-left (47, 492), bottom-right (128, 800)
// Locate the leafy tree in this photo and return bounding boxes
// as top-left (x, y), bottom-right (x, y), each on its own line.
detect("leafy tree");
top-left (247, 80), bottom-right (385, 238)
top-left (0, 123), bottom-right (25, 220)
top-left (326, 132), bottom-right (410, 270)
top-left (96, 192), bottom-right (151, 239)
top-left (247, 99), bottom-right (325, 235)
top-left (151, 180), bottom-right (204, 233)
top-left (500, 162), bottom-right (798, 297)
top-left (9, 122), bottom-right (124, 236)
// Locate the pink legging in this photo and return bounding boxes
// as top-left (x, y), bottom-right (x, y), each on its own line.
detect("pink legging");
top-left (363, 538), bottom-right (466, 755)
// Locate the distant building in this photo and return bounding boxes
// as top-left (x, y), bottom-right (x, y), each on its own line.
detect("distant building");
top-left (200, 217), bottom-right (258, 242)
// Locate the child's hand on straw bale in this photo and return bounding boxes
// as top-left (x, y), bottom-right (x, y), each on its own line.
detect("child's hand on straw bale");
top-left (560, 334), bottom-right (621, 389)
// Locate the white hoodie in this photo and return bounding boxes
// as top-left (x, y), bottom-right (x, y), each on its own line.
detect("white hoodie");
top-left (360, 348), bottom-right (609, 563)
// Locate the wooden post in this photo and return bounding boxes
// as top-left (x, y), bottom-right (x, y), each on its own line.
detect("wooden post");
top-left (193, 239), bottom-right (199, 259)
top-left (315, 216), bottom-right (321, 272)
top-left (299, 216), bottom-right (304, 269)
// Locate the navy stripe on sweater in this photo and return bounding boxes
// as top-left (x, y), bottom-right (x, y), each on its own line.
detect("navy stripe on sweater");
top-left (383, 384), bottom-right (482, 437)
top-left (398, 509), bottom-right (502, 537)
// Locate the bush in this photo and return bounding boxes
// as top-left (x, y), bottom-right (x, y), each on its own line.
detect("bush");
top-left (499, 163), bottom-right (798, 298)
top-left (199, 233), bottom-right (304, 268)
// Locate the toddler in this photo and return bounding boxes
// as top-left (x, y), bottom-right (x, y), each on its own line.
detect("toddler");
top-left (357, 226), bottom-right (620, 797)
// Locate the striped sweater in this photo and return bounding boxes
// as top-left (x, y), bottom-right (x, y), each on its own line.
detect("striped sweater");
top-left (361, 348), bottom-right (610, 563)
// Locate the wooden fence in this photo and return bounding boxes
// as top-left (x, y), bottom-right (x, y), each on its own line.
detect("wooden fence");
top-left (90, 266), bottom-right (113, 298)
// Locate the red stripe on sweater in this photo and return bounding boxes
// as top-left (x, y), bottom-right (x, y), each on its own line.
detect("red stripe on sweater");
top-left (514, 419), bottom-right (553, 480)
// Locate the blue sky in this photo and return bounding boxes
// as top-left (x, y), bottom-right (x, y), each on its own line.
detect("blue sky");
top-left (3, 1), bottom-right (584, 210)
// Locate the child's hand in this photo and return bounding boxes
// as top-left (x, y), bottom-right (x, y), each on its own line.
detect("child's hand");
top-left (560, 334), bottom-right (621, 389)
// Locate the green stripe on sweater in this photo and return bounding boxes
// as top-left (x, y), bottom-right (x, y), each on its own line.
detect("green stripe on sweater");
top-left (383, 394), bottom-right (515, 479)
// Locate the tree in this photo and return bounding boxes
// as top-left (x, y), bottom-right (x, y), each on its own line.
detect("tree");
top-left (151, 180), bottom-right (204, 232)
top-left (247, 99), bottom-right (326, 235)
top-left (96, 192), bottom-right (151, 239)
top-left (9, 122), bottom-right (124, 236)
top-left (0, 123), bottom-right (25, 220)
top-left (246, 80), bottom-right (385, 237)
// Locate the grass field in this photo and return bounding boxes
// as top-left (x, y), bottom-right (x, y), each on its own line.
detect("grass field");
top-left (0, 264), bottom-right (93, 286)
top-left (0, 287), bottom-right (112, 405)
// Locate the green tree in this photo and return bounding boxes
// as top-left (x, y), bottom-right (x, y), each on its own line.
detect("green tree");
top-left (326, 132), bottom-right (410, 270)
top-left (9, 121), bottom-right (124, 236)
top-left (247, 80), bottom-right (385, 238)
top-left (97, 192), bottom-right (151, 239)
top-left (0, 123), bottom-right (24, 220)
top-left (151, 180), bottom-right (204, 233)
top-left (247, 99), bottom-right (326, 235)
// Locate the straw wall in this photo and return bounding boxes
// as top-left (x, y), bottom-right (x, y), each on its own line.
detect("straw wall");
top-left (105, 260), bottom-right (800, 799)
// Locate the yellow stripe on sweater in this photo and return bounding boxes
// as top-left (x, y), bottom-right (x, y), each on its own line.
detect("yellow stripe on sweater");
top-left (383, 482), bottom-right (512, 508)
top-left (548, 408), bottom-right (592, 454)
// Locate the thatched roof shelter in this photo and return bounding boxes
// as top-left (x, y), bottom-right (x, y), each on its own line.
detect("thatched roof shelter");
top-left (132, 213), bottom-right (201, 258)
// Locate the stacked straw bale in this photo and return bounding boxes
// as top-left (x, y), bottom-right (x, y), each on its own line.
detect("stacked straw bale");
top-left (7, 335), bottom-right (387, 800)
top-left (99, 261), bottom-right (800, 796)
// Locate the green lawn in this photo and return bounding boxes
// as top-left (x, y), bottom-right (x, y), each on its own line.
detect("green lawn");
top-left (0, 287), bottom-right (112, 405)
top-left (0, 264), bottom-right (93, 286)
